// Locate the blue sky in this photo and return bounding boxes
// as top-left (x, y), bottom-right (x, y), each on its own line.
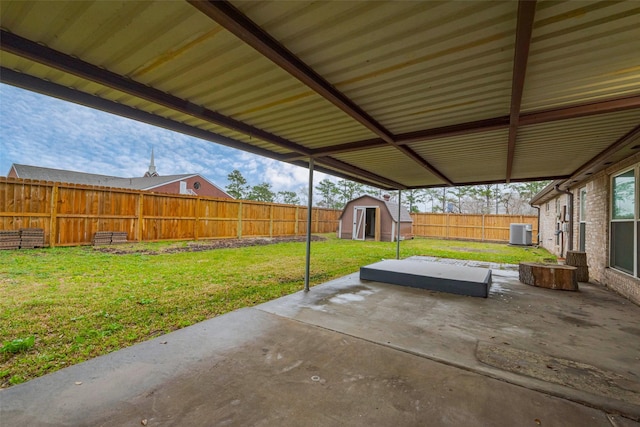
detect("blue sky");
top-left (0, 83), bottom-right (332, 195)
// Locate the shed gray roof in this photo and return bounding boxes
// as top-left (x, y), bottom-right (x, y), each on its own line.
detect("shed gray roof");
top-left (10, 164), bottom-right (195, 190)
top-left (341, 195), bottom-right (413, 223)
top-left (384, 200), bottom-right (413, 223)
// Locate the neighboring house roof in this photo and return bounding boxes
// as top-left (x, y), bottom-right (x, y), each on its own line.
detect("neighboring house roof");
top-left (340, 195), bottom-right (413, 223)
top-left (8, 164), bottom-right (231, 197)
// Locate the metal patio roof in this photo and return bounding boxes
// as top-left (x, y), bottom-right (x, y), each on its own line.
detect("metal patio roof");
top-left (1, 1), bottom-right (639, 190)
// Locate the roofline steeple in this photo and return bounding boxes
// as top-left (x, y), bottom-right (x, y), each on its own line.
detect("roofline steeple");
top-left (144, 148), bottom-right (158, 177)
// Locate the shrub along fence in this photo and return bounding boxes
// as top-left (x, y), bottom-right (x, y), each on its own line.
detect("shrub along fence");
top-left (411, 212), bottom-right (538, 244)
top-left (1, 178), bottom-right (539, 247)
top-left (0, 178), bottom-right (340, 247)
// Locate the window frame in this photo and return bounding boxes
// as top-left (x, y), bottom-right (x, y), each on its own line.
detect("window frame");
top-left (579, 187), bottom-right (587, 252)
top-left (609, 165), bottom-right (639, 277)
top-left (579, 187), bottom-right (587, 222)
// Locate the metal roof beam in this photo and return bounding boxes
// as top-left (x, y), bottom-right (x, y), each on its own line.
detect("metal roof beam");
top-left (396, 117), bottom-right (510, 145)
top-left (520, 95), bottom-right (640, 126)
top-left (298, 95), bottom-right (640, 158)
top-left (289, 160), bottom-right (396, 191)
top-left (285, 117), bottom-right (510, 160)
top-left (187, 0), bottom-right (396, 144)
top-left (506, 0), bottom-right (536, 183)
top-left (316, 157), bottom-right (407, 190)
top-left (396, 146), bottom-right (453, 186)
top-left (0, 67), bottom-right (402, 190)
top-left (188, 1), bottom-right (454, 187)
top-left (282, 139), bottom-right (388, 162)
top-left (406, 175), bottom-right (570, 190)
top-left (567, 124), bottom-right (640, 184)
top-left (0, 67), bottom-right (291, 162)
top-left (291, 147), bottom-right (453, 186)
top-left (0, 29), bottom-right (310, 157)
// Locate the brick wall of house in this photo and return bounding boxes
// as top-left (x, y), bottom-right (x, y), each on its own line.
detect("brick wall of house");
top-left (538, 195), bottom-right (562, 256)
top-left (603, 268), bottom-right (640, 305)
top-left (535, 153), bottom-right (640, 306)
top-left (538, 192), bottom-right (573, 259)
top-left (581, 172), bottom-right (609, 283)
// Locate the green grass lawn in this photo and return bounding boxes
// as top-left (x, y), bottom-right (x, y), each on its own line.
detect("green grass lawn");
top-left (0, 234), bottom-right (552, 387)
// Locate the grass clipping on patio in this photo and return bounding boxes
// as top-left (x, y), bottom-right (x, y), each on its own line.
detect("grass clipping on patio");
top-left (0, 234), bottom-right (551, 387)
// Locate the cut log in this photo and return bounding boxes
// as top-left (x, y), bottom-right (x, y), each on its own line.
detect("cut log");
top-left (565, 251), bottom-right (589, 282)
top-left (519, 262), bottom-right (578, 291)
top-left (566, 251), bottom-right (588, 266)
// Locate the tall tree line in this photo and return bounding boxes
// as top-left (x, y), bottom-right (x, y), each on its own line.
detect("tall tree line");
top-left (225, 169), bottom-right (548, 214)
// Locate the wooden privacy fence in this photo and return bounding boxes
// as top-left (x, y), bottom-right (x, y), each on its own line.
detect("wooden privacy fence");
top-left (411, 212), bottom-right (538, 243)
top-left (0, 178), bottom-right (340, 247)
top-left (2, 178), bottom-right (539, 247)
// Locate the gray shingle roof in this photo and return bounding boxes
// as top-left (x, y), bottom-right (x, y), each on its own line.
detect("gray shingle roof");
top-left (383, 200), bottom-right (413, 223)
top-left (10, 164), bottom-right (195, 190)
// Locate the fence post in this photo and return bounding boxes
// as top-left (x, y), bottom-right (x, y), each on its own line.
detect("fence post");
top-left (237, 201), bottom-right (243, 239)
top-left (295, 206), bottom-right (299, 235)
top-left (482, 214), bottom-right (485, 242)
top-left (194, 197), bottom-right (200, 241)
top-left (49, 183), bottom-right (59, 247)
top-left (137, 193), bottom-right (144, 242)
top-left (446, 213), bottom-right (449, 239)
top-left (269, 204), bottom-right (274, 238)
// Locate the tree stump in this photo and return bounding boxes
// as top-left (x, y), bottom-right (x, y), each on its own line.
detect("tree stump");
top-left (519, 263), bottom-right (579, 291)
top-left (565, 250), bottom-right (589, 282)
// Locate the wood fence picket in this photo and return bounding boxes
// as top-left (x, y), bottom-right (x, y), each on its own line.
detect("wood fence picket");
top-left (1, 178), bottom-right (537, 246)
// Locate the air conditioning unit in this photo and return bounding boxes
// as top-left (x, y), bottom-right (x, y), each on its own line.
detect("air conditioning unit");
top-left (509, 223), bottom-right (532, 246)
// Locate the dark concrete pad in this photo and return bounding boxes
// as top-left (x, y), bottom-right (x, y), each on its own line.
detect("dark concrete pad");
top-left (0, 308), bottom-right (614, 427)
top-left (360, 259), bottom-right (491, 297)
top-left (260, 264), bottom-right (640, 419)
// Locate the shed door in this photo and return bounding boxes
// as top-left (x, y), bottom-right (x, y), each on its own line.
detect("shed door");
top-left (353, 207), bottom-right (366, 240)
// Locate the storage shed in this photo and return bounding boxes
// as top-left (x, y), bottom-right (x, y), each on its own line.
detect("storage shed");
top-left (338, 195), bottom-right (413, 242)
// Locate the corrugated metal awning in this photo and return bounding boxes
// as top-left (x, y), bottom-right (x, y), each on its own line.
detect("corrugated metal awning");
top-left (1, 0), bottom-right (639, 189)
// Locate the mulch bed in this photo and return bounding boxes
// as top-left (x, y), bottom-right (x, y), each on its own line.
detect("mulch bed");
top-left (93, 235), bottom-right (326, 255)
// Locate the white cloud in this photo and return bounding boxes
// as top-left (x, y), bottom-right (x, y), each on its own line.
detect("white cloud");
top-left (0, 83), bottom-right (342, 200)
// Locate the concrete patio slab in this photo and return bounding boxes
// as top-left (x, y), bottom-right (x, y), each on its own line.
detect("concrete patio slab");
top-left (1, 258), bottom-right (639, 426)
top-left (259, 259), bottom-right (640, 418)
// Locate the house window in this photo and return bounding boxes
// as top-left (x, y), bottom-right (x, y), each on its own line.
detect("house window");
top-left (610, 166), bottom-right (638, 276)
top-left (579, 187), bottom-right (586, 252)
